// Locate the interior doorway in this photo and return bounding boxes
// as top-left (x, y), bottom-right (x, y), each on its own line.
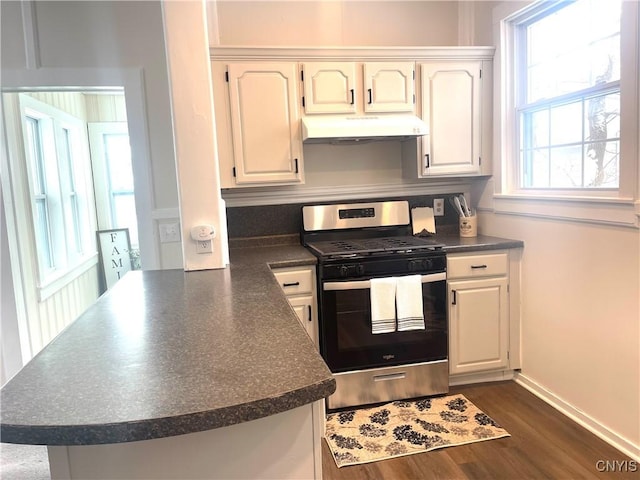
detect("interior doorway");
top-left (1, 89), bottom-right (138, 379)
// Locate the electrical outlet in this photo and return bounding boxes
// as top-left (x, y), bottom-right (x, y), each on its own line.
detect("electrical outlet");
top-left (433, 198), bottom-right (444, 216)
top-left (196, 239), bottom-right (213, 254)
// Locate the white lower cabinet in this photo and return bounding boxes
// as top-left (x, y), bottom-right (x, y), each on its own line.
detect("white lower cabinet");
top-left (447, 251), bottom-right (510, 376)
top-left (272, 266), bottom-right (318, 348)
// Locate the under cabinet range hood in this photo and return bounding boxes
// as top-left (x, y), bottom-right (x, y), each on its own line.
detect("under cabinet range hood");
top-left (301, 115), bottom-right (428, 144)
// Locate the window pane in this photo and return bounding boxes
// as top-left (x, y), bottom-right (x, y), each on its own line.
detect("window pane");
top-left (112, 193), bottom-right (138, 248)
top-left (550, 101), bottom-right (582, 145)
top-left (584, 140), bottom-right (619, 188)
top-left (522, 148), bottom-right (550, 188)
top-left (526, 0), bottom-right (621, 103)
top-left (549, 145), bottom-right (583, 187)
top-left (585, 92), bottom-right (620, 141)
top-left (35, 199), bottom-right (54, 270)
top-left (25, 117), bottom-right (46, 194)
top-left (59, 128), bottom-right (82, 254)
top-left (530, 109), bottom-right (549, 148)
top-left (104, 134), bottom-right (133, 191)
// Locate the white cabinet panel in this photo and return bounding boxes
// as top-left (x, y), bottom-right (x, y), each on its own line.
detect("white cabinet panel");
top-left (216, 62), bottom-right (304, 187)
top-left (289, 295), bottom-right (317, 346)
top-left (302, 61), bottom-right (415, 115)
top-left (302, 62), bottom-right (357, 114)
top-left (420, 61), bottom-right (482, 175)
top-left (364, 62), bottom-right (415, 113)
top-left (448, 277), bottom-right (509, 375)
top-left (272, 266), bottom-right (318, 349)
top-left (447, 252), bottom-right (508, 280)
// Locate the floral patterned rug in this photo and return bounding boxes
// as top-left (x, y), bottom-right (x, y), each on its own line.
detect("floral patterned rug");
top-left (325, 394), bottom-right (510, 468)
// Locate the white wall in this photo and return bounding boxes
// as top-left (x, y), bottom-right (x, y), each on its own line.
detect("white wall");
top-left (211, 1), bottom-right (459, 46)
top-left (481, 1), bottom-right (640, 458)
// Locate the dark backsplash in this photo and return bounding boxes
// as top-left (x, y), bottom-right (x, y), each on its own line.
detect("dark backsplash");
top-left (226, 194), bottom-right (462, 239)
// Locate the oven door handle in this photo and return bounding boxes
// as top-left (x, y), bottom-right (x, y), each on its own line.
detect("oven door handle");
top-left (323, 272), bottom-right (446, 291)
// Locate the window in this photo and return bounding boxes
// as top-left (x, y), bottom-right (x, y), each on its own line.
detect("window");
top-left (104, 132), bottom-right (138, 248)
top-left (20, 94), bottom-right (97, 288)
top-left (88, 122), bottom-right (139, 251)
top-left (516, 0), bottom-right (622, 190)
top-left (496, 0), bottom-right (639, 226)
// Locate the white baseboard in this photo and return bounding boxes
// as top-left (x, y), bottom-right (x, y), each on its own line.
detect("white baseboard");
top-left (515, 373), bottom-right (640, 462)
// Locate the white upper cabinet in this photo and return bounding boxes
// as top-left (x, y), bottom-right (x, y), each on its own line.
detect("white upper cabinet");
top-left (302, 61), bottom-right (415, 115)
top-left (363, 62), bottom-right (415, 113)
top-left (213, 62), bottom-right (304, 187)
top-left (419, 61), bottom-right (482, 175)
top-left (302, 62), bottom-right (357, 114)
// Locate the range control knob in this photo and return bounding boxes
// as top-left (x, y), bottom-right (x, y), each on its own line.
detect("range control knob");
top-left (356, 264), bottom-right (365, 276)
top-left (339, 265), bottom-right (349, 277)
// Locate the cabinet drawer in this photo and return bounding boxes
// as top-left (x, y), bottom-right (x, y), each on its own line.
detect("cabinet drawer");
top-left (272, 267), bottom-right (314, 295)
top-left (447, 252), bottom-right (508, 279)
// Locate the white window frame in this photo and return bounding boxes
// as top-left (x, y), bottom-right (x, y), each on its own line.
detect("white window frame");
top-left (494, 0), bottom-right (640, 227)
top-left (87, 122), bottom-right (139, 250)
top-left (19, 94), bottom-right (98, 299)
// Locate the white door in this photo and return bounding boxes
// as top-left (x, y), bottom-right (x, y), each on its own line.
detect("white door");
top-left (302, 62), bottom-right (357, 114)
top-left (448, 277), bottom-right (509, 375)
top-left (363, 62), bottom-right (415, 113)
top-left (227, 63), bottom-right (303, 185)
top-left (421, 62), bottom-right (482, 175)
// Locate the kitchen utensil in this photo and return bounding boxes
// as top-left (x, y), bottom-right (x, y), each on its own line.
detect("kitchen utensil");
top-left (453, 196), bottom-right (465, 217)
top-left (459, 195), bottom-right (471, 217)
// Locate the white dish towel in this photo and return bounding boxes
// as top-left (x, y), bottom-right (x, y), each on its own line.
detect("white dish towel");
top-left (370, 277), bottom-right (397, 334)
top-left (396, 275), bottom-right (425, 331)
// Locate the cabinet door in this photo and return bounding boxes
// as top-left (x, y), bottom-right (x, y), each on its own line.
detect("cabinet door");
top-left (302, 62), bottom-right (357, 114)
top-left (288, 295), bottom-right (317, 348)
top-left (421, 62), bottom-right (481, 175)
top-left (448, 277), bottom-right (509, 375)
top-left (363, 62), bottom-right (415, 113)
top-left (227, 63), bottom-right (303, 185)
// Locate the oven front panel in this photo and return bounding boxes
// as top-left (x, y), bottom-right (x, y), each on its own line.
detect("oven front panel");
top-left (319, 276), bottom-right (447, 373)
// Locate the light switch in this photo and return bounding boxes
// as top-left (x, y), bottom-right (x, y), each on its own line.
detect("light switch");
top-left (159, 223), bottom-right (181, 243)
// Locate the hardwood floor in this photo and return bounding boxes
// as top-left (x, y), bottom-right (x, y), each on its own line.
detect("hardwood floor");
top-left (322, 381), bottom-right (637, 479)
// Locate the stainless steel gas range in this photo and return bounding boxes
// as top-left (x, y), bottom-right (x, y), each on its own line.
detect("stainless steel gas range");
top-left (301, 200), bottom-right (449, 410)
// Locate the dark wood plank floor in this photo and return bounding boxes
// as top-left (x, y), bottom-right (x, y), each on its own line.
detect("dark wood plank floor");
top-left (322, 381), bottom-right (638, 479)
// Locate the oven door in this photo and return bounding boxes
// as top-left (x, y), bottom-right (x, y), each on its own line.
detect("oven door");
top-left (319, 272), bottom-right (447, 373)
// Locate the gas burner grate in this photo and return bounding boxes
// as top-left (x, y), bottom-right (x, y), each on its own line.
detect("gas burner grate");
top-left (306, 236), bottom-right (443, 258)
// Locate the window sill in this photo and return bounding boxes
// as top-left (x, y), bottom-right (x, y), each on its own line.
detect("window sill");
top-left (490, 193), bottom-right (640, 228)
top-left (38, 254), bottom-right (99, 302)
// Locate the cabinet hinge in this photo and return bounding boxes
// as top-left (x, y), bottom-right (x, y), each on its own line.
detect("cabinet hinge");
top-left (232, 167), bottom-right (236, 177)
top-left (479, 157), bottom-right (482, 166)
top-left (413, 70), bottom-right (415, 80)
top-left (301, 70), bottom-right (304, 82)
top-left (294, 158), bottom-right (299, 174)
top-left (413, 93), bottom-right (416, 104)
top-left (302, 96), bottom-right (305, 108)
top-left (507, 284), bottom-right (510, 293)
top-left (507, 351), bottom-right (510, 360)
top-left (480, 69), bottom-right (482, 79)
top-left (225, 71), bottom-right (229, 82)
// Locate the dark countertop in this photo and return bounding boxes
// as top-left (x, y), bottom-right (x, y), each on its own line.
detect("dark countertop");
top-left (0, 244), bottom-right (333, 446)
top-left (0, 234), bottom-right (521, 446)
top-left (435, 234), bottom-right (524, 253)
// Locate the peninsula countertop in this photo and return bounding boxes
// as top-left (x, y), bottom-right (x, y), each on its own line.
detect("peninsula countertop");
top-left (0, 234), bottom-right (522, 446)
top-left (0, 244), bottom-right (334, 446)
